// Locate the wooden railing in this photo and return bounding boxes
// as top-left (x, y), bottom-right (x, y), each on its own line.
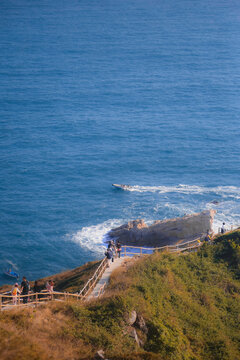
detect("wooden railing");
top-left (0, 258), bottom-right (109, 310)
top-left (0, 290), bottom-right (81, 310)
top-left (78, 257), bottom-right (108, 300)
top-left (121, 237), bottom-right (202, 257)
top-left (97, 282), bottom-right (106, 298)
top-left (0, 238), bottom-right (203, 310)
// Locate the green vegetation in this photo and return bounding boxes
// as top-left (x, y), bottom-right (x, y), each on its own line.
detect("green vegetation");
top-left (0, 231), bottom-right (240, 360)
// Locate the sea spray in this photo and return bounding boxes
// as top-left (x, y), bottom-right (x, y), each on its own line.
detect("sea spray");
top-left (69, 219), bottom-right (125, 253)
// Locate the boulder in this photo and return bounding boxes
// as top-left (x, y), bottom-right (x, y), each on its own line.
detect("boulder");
top-left (127, 327), bottom-right (140, 346)
top-left (109, 210), bottom-right (216, 247)
top-left (94, 350), bottom-right (106, 360)
top-left (124, 310), bottom-right (137, 326)
top-left (135, 314), bottom-right (148, 334)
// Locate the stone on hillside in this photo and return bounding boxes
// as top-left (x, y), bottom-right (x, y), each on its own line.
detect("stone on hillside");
top-left (135, 314), bottom-right (148, 334)
top-left (109, 210), bottom-right (216, 247)
top-left (124, 310), bottom-right (137, 325)
top-left (94, 350), bottom-right (107, 360)
top-left (128, 327), bottom-right (140, 346)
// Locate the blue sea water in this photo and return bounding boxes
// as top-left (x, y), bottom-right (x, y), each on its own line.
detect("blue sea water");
top-left (1, 0), bottom-right (240, 285)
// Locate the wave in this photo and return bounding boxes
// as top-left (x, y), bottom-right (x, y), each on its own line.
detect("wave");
top-left (4, 260), bottom-right (19, 270)
top-left (68, 184), bottom-right (240, 254)
top-left (122, 184), bottom-right (240, 198)
top-left (69, 219), bottom-right (125, 254)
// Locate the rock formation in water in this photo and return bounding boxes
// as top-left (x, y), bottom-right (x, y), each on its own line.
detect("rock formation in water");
top-left (109, 210), bottom-right (216, 247)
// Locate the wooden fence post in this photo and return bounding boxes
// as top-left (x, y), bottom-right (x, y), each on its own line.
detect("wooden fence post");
top-left (0, 295), bottom-right (2, 310)
top-left (140, 247), bottom-right (142, 256)
top-left (124, 246), bottom-right (126, 257)
top-left (35, 293), bottom-right (38, 306)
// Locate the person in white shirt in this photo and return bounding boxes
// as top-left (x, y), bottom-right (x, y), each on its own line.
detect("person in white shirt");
top-left (221, 222), bottom-right (226, 234)
top-left (11, 283), bottom-right (21, 305)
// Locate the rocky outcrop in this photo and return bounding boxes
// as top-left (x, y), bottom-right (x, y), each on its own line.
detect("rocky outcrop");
top-left (109, 210), bottom-right (216, 247)
top-left (135, 314), bottom-right (148, 334)
top-left (94, 350), bottom-right (109, 360)
top-left (124, 310), bottom-right (137, 326)
top-left (124, 311), bottom-right (148, 347)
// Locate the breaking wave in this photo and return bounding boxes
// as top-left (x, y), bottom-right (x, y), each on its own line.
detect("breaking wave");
top-left (68, 184), bottom-right (240, 254)
top-left (69, 219), bottom-right (125, 254)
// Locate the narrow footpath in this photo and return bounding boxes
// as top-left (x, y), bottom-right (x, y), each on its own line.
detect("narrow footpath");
top-left (87, 257), bottom-right (128, 300)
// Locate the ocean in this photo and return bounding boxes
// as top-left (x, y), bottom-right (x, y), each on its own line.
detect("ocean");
top-left (1, 0), bottom-right (240, 285)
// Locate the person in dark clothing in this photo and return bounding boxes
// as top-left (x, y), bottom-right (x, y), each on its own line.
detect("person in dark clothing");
top-left (33, 280), bottom-right (41, 293)
top-left (21, 276), bottom-right (29, 304)
top-left (105, 248), bottom-right (113, 267)
top-left (107, 240), bottom-right (116, 262)
top-left (204, 233), bottom-right (211, 242)
top-left (108, 240), bottom-right (115, 250)
top-left (116, 241), bottom-right (122, 258)
top-left (33, 280), bottom-right (44, 299)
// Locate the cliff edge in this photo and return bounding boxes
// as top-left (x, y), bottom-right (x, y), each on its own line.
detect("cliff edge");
top-left (109, 210), bottom-right (216, 247)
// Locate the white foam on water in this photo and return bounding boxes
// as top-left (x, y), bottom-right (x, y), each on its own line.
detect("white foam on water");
top-left (162, 198), bottom-right (240, 234)
top-left (210, 201), bottom-right (240, 233)
top-left (4, 260), bottom-right (19, 270)
top-left (124, 184), bottom-right (240, 198)
top-left (69, 219), bottom-right (125, 254)
top-left (69, 184), bottom-right (240, 254)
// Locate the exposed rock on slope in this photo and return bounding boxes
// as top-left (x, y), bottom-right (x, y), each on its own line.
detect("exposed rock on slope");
top-left (109, 210), bottom-right (216, 247)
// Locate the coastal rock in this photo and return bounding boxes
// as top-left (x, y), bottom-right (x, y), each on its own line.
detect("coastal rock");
top-left (109, 210), bottom-right (216, 247)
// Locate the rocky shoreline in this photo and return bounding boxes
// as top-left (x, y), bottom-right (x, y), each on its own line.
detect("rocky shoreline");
top-left (108, 210), bottom-right (216, 247)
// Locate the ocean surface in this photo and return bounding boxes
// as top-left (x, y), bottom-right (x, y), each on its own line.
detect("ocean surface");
top-left (1, 0), bottom-right (240, 285)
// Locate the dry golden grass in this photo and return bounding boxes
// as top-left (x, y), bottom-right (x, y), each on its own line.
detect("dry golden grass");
top-left (0, 302), bottom-right (96, 360)
top-left (0, 232), bottom-right (239, 360)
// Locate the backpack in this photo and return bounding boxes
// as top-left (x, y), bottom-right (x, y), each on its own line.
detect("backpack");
top-left (12, 288), bottom-right (18, 296)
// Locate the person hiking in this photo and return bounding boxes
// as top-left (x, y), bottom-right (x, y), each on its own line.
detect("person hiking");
top-left (45, 279), bottom-right (54, 299)
top-left (33, 280), bottom-right (44, 299)
top-left (108, 240), bottom-right (115, 250)
top-left (49, 280), bottom-right (54, 292)
top-left (204, 230), bottom-right (211, 243)
top-left (221, 222), bottom-right (226, 234)
top-left (33, 280), bottom-right (41, 293)
top-left (105, 248), bottom-right (113, 267)
top-left (107, 240), bottom-right (116, 262)
top-left (21, 276), bottom-right (29, 304)
top-left (116, 241), bottom-right (122, 258)
top-left (45, 280), bottom-right (51, 292)
top-left (11, 283), bottom-right (21, 305)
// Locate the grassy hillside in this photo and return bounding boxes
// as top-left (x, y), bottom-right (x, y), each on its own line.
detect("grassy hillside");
top-left (0, 231), bottom-right (240, 360)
